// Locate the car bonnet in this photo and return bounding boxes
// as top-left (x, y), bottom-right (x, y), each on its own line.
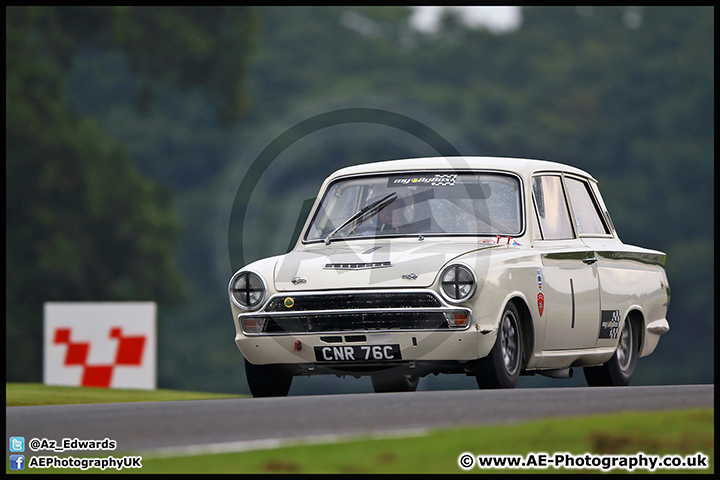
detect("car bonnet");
top-left (273, 240), bottom-right (501, 291)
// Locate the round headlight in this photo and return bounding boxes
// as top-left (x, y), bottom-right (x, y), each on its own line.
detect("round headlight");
top-left (229, 271), bottom-right (266, 310)
top-left (440, 264), bottom-right (477, 303)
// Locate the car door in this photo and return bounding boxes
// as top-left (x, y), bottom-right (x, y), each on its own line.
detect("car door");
top-left (561, 176), bottom-right (619, 346)
top-left (532, 174), bottom-right (600, 350)
top-left (563, 176), bottom-right (669, 350)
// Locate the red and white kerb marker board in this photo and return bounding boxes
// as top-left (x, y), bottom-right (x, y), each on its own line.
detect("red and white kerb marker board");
top-left (43, 302), bottom-right (156, 390)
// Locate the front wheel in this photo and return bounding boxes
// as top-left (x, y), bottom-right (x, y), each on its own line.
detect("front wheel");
top-left (371, 371), bottom-right (419, 393)
top-left (475, 302), bottom-right (522, 389)
top-left (244, 359), bottom-right (293, 397)
top-left (583, 316), bottom-right (639, 387)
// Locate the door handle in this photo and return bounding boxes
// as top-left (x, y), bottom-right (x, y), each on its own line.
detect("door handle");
top-left (582, 256), bottom-right (598, 265)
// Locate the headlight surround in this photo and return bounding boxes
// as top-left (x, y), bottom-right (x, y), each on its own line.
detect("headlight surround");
top-left (439, 264), bottom-right (477, 303)
top-left (229, 271), bottom-right (267, 310)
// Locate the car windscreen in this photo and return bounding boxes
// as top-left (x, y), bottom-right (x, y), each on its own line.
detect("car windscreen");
top-left (304, 172), bottom-right (522, 243)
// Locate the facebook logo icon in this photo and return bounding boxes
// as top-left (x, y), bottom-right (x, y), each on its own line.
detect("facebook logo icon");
top-left (9, 455), bottom-right (25, 470)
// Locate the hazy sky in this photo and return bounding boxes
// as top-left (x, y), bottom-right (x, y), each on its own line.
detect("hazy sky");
top-left (410, 6), bottom-right (521, 34)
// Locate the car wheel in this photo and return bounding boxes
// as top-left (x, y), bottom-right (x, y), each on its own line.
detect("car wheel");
top-left (583, 316), bottom-right (639, 387)
top-left (371, 371), bottom-right (420, 393)
top-left (244, 359), bottom-right (293, 397)
top-left (475, 302), bottom-right (522, 389)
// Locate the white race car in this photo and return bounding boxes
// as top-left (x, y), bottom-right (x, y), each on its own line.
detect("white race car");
top-left (228, 157), bottom-right (670, 396)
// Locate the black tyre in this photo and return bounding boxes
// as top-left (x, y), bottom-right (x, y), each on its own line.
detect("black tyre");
top-left (244, 359), bottom-right (293, 397)
top-left (371, 371), bottom-right (420, 393)
top-left (475, 302), bottom-right (522, 389)
top-left (583, 316), bottom-right (639, 387)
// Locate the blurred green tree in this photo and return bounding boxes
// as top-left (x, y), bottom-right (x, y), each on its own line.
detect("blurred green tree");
top-left (5, 6), bottom-right (258, 382)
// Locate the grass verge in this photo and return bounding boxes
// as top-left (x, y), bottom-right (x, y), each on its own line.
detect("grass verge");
top-left (6, 383), bottom-right (241, 406)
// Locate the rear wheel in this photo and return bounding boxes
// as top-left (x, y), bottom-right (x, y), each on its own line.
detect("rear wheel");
top-left (475, 302), bottom-right (522, 389)
top-left (244, 359), bottom-right (293, 397)
top-left (584, 316), bottom-right (639, 387)
top-left (371, 371), bottom-right (420, 393)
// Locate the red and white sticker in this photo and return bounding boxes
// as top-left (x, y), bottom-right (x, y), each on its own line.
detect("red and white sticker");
top-left (43, 302), bottom-right (156, 390)
top-left (537, 292), bottom-right (545, 316)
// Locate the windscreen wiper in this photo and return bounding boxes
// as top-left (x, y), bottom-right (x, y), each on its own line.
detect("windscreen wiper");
top-left (324, 192), bottom-right (398, 245)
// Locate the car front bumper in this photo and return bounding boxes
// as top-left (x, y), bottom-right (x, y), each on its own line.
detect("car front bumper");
top-left (231, 288), bottom-right (499, 369)
top-left (234, 327), bottom-right (487, 368)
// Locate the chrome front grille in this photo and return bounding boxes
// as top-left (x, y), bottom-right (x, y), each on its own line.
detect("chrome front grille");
top-left (239, 290), bottom-right (471, 335)
top-left (265, 292), bottom-right (441, 312)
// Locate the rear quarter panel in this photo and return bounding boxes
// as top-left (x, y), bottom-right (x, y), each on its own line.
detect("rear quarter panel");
top-left (583, 239), bottom-right (669, 357)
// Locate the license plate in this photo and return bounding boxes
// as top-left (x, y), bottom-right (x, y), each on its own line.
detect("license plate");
top-left (314, 344), bottom-right (402, 362)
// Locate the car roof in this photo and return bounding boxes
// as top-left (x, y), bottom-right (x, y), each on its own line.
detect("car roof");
top-left (327, 156), bottom-right (595, 182)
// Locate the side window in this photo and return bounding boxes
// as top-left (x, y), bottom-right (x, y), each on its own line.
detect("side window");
top-left (565, 178), bottom-right (609, 236)
top-left (532, 175), bottom-right (574, 240)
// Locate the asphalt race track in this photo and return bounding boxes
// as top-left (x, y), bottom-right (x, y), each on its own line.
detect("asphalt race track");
top-left (6, 385), bottom-right (714, 457)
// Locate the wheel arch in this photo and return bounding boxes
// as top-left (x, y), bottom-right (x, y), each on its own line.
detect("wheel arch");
top-left (507, 296), bottom-right (535, 370)
top-left (626, 308), bottom-right (645, 356)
